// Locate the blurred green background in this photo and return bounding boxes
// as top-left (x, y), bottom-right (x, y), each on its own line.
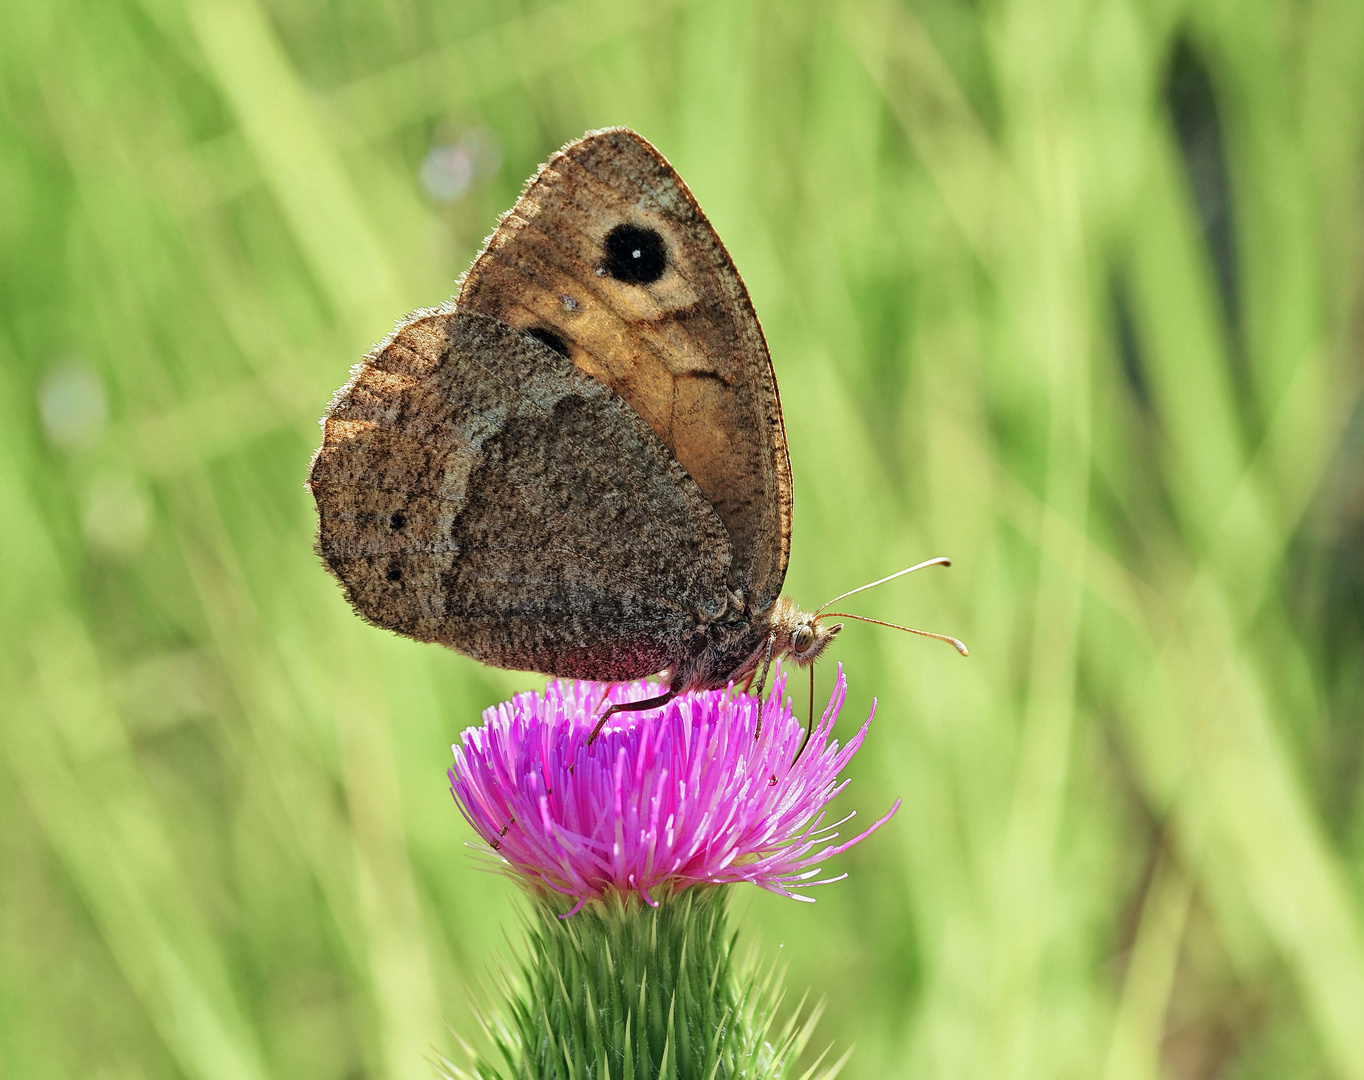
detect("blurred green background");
top-left (3, 0), bottom-right (1364, 1077)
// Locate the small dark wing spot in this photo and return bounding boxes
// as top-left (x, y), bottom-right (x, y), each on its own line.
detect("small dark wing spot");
top-left (602, 223), bottom-right (667, 285)
top-left (525, 326), bottom-right (570, 358)
top-left (389, 511), bottom-right (407, 530)
top-left (385, 562), bottom-right (403, 582)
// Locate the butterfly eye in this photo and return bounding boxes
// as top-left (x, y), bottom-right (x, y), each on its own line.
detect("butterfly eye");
top-left (602, 223), bottom-right (667, 285)
top-left (792, 624), bottom-right (816, 656)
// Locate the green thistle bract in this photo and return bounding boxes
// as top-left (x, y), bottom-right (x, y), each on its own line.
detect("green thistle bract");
top-left (440, 667), bottom-right (887, 1079)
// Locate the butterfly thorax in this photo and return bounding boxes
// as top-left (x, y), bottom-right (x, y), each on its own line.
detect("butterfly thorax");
top-left (669, 596), bottom-right (843, 694)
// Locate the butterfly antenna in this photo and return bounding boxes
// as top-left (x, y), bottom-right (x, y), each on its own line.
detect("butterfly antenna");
top-left (815, 557), bottom-right (953, 614)
top-left (821, 612), bottom-right (969, 656)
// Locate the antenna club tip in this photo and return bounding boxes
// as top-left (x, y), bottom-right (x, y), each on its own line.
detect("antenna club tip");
top-left (952, 639), bottom-right (970, 657)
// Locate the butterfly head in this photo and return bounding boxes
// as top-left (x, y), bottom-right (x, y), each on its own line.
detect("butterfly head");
top-left (768, 597), bottom-right (843, 668)
top-left (748, 558), bottom-right (968, 690)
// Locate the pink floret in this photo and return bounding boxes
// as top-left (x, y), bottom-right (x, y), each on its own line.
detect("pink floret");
top-left (448, 664), bottom-right (899, 914)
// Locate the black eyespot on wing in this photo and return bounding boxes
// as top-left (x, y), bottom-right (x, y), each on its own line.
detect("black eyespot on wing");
top-left (525, 326), bottom-right (570, 358)
top-left (385, 562), bottom-right (403, 582)
top-left (389, 511), bottom-right (407, 530)
top-left (602, 223), bottom-right (667, 285)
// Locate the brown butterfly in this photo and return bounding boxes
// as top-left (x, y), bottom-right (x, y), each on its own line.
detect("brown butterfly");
top-left (309, 128), bottom-right (964, 741)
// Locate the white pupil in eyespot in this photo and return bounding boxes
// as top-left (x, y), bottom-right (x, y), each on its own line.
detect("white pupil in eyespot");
top-left (632, 249), bottom-right (641, 258)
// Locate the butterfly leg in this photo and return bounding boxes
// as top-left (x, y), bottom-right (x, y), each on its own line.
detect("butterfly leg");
top-left (587, 690), bottom-right (676, 745)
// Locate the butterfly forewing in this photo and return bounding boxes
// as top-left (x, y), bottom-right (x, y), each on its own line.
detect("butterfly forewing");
top-left (458, 128), bottom-right (793, 616)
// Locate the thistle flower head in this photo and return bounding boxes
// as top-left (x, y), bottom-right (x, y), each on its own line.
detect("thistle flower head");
top-left (448, 664), bottom-right (899, 914)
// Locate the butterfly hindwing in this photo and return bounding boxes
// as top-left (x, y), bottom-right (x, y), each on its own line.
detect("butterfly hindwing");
top-left (310, 309), bottom-right (733, 679)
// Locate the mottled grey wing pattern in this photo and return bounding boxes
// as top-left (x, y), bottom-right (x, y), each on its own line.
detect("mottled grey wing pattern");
top-left (309, 309), bottom-right (734, 680)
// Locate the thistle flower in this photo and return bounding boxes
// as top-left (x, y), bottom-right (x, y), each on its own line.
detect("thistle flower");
top-left (448, 664), bottom-right (899, 914)
top-left (442, 665), bottom-right (894, 1080)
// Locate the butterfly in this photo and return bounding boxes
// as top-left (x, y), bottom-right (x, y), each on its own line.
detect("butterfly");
top-left (309, 128), bottom-right (965, 743)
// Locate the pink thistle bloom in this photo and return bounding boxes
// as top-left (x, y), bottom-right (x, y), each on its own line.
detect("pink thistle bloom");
top-left (448, 664), bottom-right (900, 915)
